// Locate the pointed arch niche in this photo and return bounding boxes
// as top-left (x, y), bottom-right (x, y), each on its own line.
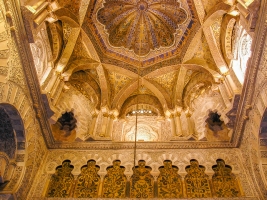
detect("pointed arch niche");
top-left (0, 103), bottom-right (26, 193)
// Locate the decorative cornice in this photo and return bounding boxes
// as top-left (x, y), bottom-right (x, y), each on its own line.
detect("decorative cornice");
top-left (36, 197), bottom-right (258, 200)
top-left (47, 141), bottom-right (235, 149)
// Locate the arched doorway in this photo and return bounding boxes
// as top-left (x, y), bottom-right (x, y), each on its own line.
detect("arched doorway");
top-left (0, 103), bottom-right (25, 192)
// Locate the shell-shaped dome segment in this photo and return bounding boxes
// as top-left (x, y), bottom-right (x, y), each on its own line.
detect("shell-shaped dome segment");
top-left (97, 0), bottom-right (188, 56)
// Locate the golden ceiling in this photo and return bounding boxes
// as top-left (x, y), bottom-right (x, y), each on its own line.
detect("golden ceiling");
top-left (21, 0), bottom-right (258, 144)
top-left (45, 0), bottom-right (231, 114)
top-left (97, 0), bottom-right (188, 56)
top-left (84, 0), bottom-right (200, 65)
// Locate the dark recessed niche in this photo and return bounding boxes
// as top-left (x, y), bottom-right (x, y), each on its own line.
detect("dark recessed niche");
top-left (57, 112), bottom-right (77, 133)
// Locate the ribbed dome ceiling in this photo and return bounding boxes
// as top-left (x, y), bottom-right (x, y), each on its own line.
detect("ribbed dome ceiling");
top-left (97, 0), bottom-right (188, 56)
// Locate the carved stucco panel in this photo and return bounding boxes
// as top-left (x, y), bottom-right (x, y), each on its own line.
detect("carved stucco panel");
top-left (27, 149), bottom-right (257, 198)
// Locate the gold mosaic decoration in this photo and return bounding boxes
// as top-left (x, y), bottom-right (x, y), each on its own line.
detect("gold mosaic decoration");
top-left (211, 16), bottom-right (223, 49)
top-left (102, 160), bottom-right (127, 198)
top-left (212, 159), bottom-right (241, 197)
top-left (201, 0), bottom-right (221, 13)
top-left (107, 71), bottom-right (132, 100)
top-left (130, 85), bottom-right (155, 97)
top-left (46, 160), bottom-right (74, 197)
top-left (193, 35), bottom-right (218, 72)
top-left (130, 160), bottom-right (154, 198)
top-left (45, 159), bottom-right (243, 198)
top-left (150, 71), bottom-right (178, 95)
top-left (73, 159), bottom-right (100, 198)
top-left (158, 160), bottom-right (183, 198)
top-left (97, 0), bottom-right (187, 56)
top-left (184, 159), bottom-right (212, 198)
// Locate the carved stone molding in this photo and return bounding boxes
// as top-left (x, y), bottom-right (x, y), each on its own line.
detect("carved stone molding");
top-left (27, 148), bottom-right (257, 198)
top-left (33, 198), bottom-right (259, 200)
top-left (47, 141), bottom-right (235, 149)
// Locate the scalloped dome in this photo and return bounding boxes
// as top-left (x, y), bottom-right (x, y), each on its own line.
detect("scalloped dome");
top-left (97, 0), bottom-right (188, 56)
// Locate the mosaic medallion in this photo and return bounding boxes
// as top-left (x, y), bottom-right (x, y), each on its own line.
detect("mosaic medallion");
top-left (97, 0), bottom-right (188, 56)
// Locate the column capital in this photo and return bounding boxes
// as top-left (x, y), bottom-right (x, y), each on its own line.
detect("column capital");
top-left (101, 106), bottom-right (109, 113)
top-left (222, 70), bottom-right (230, 77)
top-left (109, 114), bottom-right (116, 120)
top-left (55, 71), bottom-right (62, 76)
top-left (91, 109), bottom-right (99, 118)
top-left (169, 113), bottom-right (175, 119)
top-left (174, 106), bottom-right (183, 113)
top-left (186, 113), bottom-right (192, 118)
top-left (103, 112), bottom-right (109, 118)
top-left (185, 110), bottom-right (192, 118)
top-left (92, 113), bottom-right (98, 118)
top-left (174, 112), bottom-right (181, 117)
top-left (164, 109), bottom-right (172, 118)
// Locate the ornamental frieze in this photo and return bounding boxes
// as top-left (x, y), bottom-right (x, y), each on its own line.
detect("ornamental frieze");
top-left (45, 158), bottom-right (241, 198)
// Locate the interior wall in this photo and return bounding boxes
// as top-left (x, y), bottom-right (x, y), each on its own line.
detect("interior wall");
top-left (0, 0), bottom-right (48, 199)
top-left (29, 149), bottom-right (257, 199)
top-left (235, 0), bottom-right (267, 198)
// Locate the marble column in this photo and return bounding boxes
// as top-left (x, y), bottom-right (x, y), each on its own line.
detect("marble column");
top-left (226, 74), bottom-right (239, 94)
top-left (218, 82), bottom-right (231, 107)
top-left (175, 112), bottom-right (183, 136)
top-left (50, 74), bottom-right (61, 97)
top-left (100, 112), bottom-right (109, 137)
top-left (169, 114), bottom-right (177, 137)
top-left (88, 112), bottom-right (98, 136)
top-left (98, 175), bottom-right (105, 197)
top-left (106, 114), bottom-right (115, 138)
top-left (45, 71), bottom-right (58, 93)
top-left (52, 80), bottom-right (64, 105)
top-left (186, 113), bottom-right (194, 136)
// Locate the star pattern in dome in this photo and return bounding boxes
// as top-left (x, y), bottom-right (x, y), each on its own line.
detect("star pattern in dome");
top-left (97, 0), bottom-right (188, 56)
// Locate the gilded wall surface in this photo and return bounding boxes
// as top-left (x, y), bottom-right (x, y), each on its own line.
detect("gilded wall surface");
top-left (27, 149), bottom-right (258, 199)
top-left (0, 0), bottom-right (48, 199)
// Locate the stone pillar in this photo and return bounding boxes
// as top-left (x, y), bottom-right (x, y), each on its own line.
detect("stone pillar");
top-left (226, 74), bottom-right (240, 94)
top-left (106, 114), bottom-right (116, 138)
top-left (126, 175), bottom-right (132, 197)
top-left (100, 112), bottom-right (109, 137)
top-left (218, 82), bottom-right (231, 107)
top-left (175, 112), bottom-right (183, 136)
top-left (181, 175), bottom-right (187, 198)
top-left (186, 112), bottom-right (194, 136)
top-left (169, 114), bottom-right (176, 137)
top-left (41, 66), bottom-right (53, 90)
top-left (89, 112), bottom-right (98, 136)
top-left (50, 74), bottom-right (61, 98)
top-left (153, 175), bottom-right (158, 198)
top-left (98, 175), bottom-right (105, 197)
top-left (52, 80), bottom-right (64, 105)
top-left (45, 72), bottom-right (57, 93)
